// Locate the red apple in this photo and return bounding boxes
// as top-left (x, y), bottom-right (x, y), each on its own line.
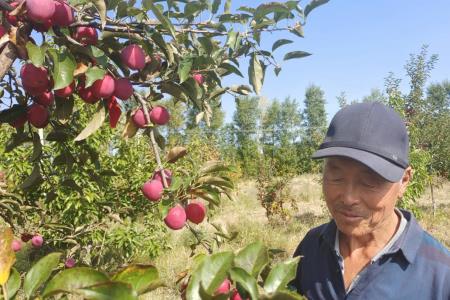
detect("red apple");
top-left (121, 44), bottom-right (146, 70)
top-left (35, 91), bottom-right (54, 106)
top-left (21, 63), bottom-right (50, 89)
top-left (31, 18), bottom-right (53, 32)
top-left (65, 257), bottom-right (75, 268)
top-left (73, 26), bottom-right (98, 45)
top-left (51, 1), bottom-right (74, 27)
top-left (164, 205), bottom-right (187, 230)
top-left (54, 81), bottom-right (75, 98)
top-left (141, 179), bottom-right (164, 202)
top-left (31, 234), bottom-right (44, 248)
top-left (91, 74), bottom-right (115, 99)
top-left (77, 81), bottom-right (99, 104)
top-left (26, 0), bottom-right (55, 24)
top-left (149, 106), bottom-right (170, 125)
top-left (11, 240), bottom-right (22, 252)
top-left (230, 289), bottom-right (248, 300)
top-left (27, 103), bottom-right (49, 128)
top-left (185, 202), bottom-right (206, 224)
top-left (215, 279), bottom-right (231, 295)
top-left (132, 108), bottom-right (149, 128)
top-left (114, 78), bottom-right (133, 100)
top-left (192, 73), bottom-right (204, 85)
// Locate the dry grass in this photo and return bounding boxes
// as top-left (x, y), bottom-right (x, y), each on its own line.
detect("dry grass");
top-left (144, 175), bottom-right (450, 300)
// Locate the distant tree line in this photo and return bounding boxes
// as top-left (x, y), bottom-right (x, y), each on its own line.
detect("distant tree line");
top-left (162, 46), bottom-right (449, 185)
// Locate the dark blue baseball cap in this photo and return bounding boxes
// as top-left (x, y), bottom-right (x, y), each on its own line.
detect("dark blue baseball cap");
top-left (312, 102), bottom-right (409, 182)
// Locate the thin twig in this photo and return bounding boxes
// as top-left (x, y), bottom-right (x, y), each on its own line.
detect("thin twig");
top-left (186, 222), bottom-right (212, 254)
top-left (134, 92), bottom-right (169, 188)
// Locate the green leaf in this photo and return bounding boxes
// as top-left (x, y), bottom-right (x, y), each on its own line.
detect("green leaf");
top-left (225, 30), bottom-right (239, 50)
top-left (283, 51), bottom-right (311, 61)
top-left (218, 62), bottom-right (243, 77)
top-left (24, 253), bottom-right (62, 299)
top-left (166, 146), bottom-right (188, 163)
top-left (248, 54), bottom-right (264, 95)
top-left (42, 267), bottom-right (109, 298)
top-left (93, 0), bottom-right (107, 28)
top-left (5, 132), bottom-right (32, 152)
top-left (30, 132), bottom-right (42, 162)
top-left (178, 57), bottom-right (193, 83)
top-left (74, 103), bottom-right (106, 141)
top-left (199, 161), bottom-right (233, 175)
top-left (304, 0), bottom-right (329, 18)
top-left (207, 88), bottom-right (228, 101)
top-left (229, 267), bottom-right (259, 300)
top-left (274, 66), bottom-right (282, 76)
top-left (4, 268), bottom-right (21, 300)
top-left (212, 0), bottom-right (221, 14)
top-left (198, 37), bottom-right (214, 55)
top-left (289, 22), bottom-right (304, 38)
top-left (26, 42), bottom-right (47, 67)
top-left (0, 105), bottom-right (26, 124)
top-left (55, 97), bottom-right (74, 124)
top-left (272, 39), bottom-right (293, 52)
top-left (112, 264), bottom-right (162, 295)
top-left (186, 259), bottom-right (205, 300)
top-left (0, 228), bottom-right (15, 286)
top-left (184, 2), bottom-right (205, 18)
top-left (20, 163), bottom-right (43, 190)
top-left (106, 0), bottom-right (121, 10)
top-left (77, 281), bottom-right (138, 300)
top-left (147, 1), bottom-right (177, 40)
top-left (234, 241), bottom-right (269, 278)
top-left (48, 49), bottom-right (76, 90)
top-left (263, 257), bottom-right (300, 294)
top-left (160, 82), bottom-right (188, 101)
top-left (151, 32), bottom-right (174, 64)
top-left (201, 251), bottom-right (234, 295)
top-left (197, 176), bottom-right (234, 189)
top-left (229, 85), bottom-right (252, 95)
top-left (254, 2), bottom-right (290, 21)
top-left (85, 67), bottom-right (106, 88)
top-left (224, 0), bottom-right (231, 13)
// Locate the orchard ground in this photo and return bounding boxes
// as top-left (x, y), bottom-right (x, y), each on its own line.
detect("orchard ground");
top-left (147, 175), bottom-right (450, 299)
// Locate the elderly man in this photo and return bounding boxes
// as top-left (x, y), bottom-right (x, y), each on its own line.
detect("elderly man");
top-left (291, 102), bottom-right (450, 299)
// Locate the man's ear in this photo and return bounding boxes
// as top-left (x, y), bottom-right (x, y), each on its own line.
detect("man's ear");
top-left (399, 166), bottom-right (413, 197)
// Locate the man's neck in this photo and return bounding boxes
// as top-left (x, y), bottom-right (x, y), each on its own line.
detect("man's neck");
top-left (339, 210), bottom-right (400, 257)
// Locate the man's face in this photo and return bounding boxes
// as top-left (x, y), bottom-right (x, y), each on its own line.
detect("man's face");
top-left (323, 156), bottom-right (408, 237)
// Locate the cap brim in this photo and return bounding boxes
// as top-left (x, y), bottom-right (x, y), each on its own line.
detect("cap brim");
top-left (312, 147), bottom-right (405, 182)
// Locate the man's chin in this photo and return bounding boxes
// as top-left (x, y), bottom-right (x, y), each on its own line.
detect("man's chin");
top-left (334, 218), bottom-right (369, 237)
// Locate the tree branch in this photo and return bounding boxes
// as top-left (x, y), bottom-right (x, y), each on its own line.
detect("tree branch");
top-left (134, 92), bottom-right (169, 189)
top-left (0, 43), bottom-right (18, 82)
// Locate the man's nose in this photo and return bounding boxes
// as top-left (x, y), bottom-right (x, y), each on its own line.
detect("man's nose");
top-left (340, 182), bottom-right (360, 206)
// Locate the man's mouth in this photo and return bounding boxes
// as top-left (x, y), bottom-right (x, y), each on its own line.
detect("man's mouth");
top-left (336, 210), bottom-right (364, 222)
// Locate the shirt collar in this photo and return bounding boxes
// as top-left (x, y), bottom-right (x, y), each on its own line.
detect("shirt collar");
top-left (319, 209), bottom-right (422, 264)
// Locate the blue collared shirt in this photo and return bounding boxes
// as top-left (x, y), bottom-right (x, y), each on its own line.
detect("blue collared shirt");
top-left (290, 210), bottom-right (450, 300)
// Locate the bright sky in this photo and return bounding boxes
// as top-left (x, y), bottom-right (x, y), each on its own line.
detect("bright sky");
top-left (220, 0), bottom-right (450, 123)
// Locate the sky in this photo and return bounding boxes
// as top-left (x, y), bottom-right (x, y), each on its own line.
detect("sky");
top-left (219, 0), bottom-right (450, 123)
